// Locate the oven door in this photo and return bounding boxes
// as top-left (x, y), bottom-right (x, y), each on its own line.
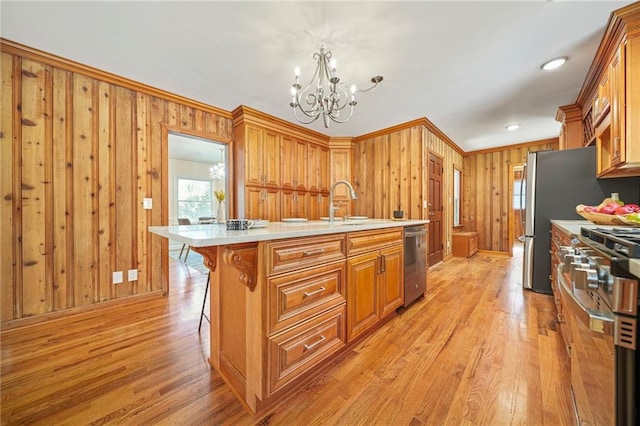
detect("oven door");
top-left (557, 265), bottom-right (615, 425)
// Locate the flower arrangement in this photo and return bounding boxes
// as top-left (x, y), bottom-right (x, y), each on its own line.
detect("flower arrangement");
top-left (214, 190), bottom-right (225, 203)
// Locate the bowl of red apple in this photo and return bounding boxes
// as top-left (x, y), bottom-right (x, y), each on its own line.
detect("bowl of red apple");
top-left (576, 198), bottom-right (640, 226)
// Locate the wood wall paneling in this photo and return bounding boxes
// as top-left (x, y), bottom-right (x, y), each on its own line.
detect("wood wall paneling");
top-left (463, 140), bottom-right (559, 253)
top-left (1, 42), bottom-right (234, 327)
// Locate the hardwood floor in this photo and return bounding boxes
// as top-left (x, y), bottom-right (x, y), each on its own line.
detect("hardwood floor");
top-left (1, 250), bottom-right (573, 425)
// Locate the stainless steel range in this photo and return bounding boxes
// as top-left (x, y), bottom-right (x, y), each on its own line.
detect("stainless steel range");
top-left (558, 227), bottom-right (639, 425)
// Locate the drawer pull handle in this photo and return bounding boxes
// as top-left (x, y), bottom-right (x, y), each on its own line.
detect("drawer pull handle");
top-left (303, 287), bottom-right (326, 298)
top-left (302, 248), bottom-right (326, 257)
top-left (303, 335), bottom-right (326, 351)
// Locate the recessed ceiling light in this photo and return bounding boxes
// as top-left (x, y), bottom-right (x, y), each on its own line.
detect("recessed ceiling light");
top-left (505, 124), bottom-right (520, 131)
top-left (541, 57), bottom-right (568, 71)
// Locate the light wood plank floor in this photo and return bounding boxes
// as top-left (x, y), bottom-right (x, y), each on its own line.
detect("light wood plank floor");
top-left (1, 249), bottom-right (573, 425)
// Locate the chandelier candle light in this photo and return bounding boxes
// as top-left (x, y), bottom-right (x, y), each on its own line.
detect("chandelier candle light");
top-left (290, 46), bottom-right (383, 127)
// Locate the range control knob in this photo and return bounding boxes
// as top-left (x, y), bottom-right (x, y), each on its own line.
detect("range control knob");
top-left (573, 268), bottom-right (599, 291)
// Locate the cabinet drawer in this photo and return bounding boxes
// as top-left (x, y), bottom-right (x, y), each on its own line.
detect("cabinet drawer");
top-left (268, 304), bottom-right (346, 395)
top-left (266, 234), bottom-right (346, 276)
top-left (347, 228), bottom-right (403, 257)
top-left (269, 261), bottom-right (346, 334)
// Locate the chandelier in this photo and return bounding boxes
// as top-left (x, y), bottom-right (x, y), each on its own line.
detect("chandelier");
top-left (209, 162), bottom-right (225, 179)
top-left (289, 46), bottom-right (383, 127)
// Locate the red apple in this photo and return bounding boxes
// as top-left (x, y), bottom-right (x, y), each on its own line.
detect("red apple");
top-left (615, 205), bottom-right (636, 215)
top-left (583, 206), bottom-right (598, 212)
top-left (598, 203), bottom-right (619, 215)
top-left (624, 203), bottom-right (640, 212)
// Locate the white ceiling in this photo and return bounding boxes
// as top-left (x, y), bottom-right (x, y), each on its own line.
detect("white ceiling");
top-left (1, 0), bottom-right (634, 152)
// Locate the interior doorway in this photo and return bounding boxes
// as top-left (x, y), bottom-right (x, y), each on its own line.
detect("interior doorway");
top-left (167, 132), bottom-right (228, 272)
top-left (509, 163), bottom-right (526, 255)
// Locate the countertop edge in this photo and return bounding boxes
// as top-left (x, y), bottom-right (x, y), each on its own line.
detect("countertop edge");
top-left (149, 219), bottom-right (430, 247)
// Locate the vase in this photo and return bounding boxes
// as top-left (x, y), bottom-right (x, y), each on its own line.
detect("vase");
top-left (217, 201), bottom-right (226, 223)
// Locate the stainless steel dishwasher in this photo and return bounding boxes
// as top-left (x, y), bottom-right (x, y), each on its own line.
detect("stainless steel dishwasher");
top-left (403, 225), bottom-right (427, 307)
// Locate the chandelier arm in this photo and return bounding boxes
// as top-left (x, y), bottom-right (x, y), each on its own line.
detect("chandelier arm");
top-left (292, 107), bottom-right (321, 124)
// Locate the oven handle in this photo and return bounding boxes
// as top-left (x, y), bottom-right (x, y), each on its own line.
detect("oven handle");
top-left (557, 265), bottom-right (614, 336)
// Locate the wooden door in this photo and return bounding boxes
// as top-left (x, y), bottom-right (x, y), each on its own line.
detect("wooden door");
top-left (294, 139), bottom-right (308, 192)
top-left (427, 152), bottom-right (443, 266)
top-left (347, 252), bottom-right (379, 341)
top-left (264, 188), bottom-right (281, 222)
top-left (378, 245), bottom-right (404, 318)
top-left (308, 193), bottom-right (328, 220)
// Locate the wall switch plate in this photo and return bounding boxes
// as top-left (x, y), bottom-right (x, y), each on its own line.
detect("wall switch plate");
top-left (113, 271), bottom-right (123, 284)
top-left (128, 269), bottom-right (138, 281)
top-left (143, 198), bottom-right (153, 209)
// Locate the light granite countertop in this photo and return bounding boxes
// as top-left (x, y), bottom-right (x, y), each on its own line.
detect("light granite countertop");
top-left (550, 219), bottom-right (624, 236)
top-left (149, 219), bottom-right (429, 247)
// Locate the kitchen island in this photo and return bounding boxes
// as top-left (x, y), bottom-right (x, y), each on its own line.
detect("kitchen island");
top-left (149, 219), bottom-right (428, 415)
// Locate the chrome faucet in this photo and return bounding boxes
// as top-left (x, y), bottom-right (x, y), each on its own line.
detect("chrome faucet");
top-left (329, 180), bottom-right (358, 222)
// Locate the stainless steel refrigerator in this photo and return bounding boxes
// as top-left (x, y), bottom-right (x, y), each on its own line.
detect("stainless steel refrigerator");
top-left (522, 146), bottom-right (640, 293)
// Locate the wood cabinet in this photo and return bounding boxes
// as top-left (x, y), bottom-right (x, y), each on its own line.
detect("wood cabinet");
top-left (550, 223), bottom-right (572, 359)
top-left (233, 107), bottom-right (333, 220)
top-left (595, 33), bottom-right (640, 177)
top-left (243, 124), bottom-right (281, 187)
top-left (245, 186), bottom-right (280, 221)
top-left (346, 229), bottom-right (404, 341)
top-left (452, 231), bottom-right (478, 258)
top-left (308, 143), bottom-right (329, 194)
top-left (556, 104), bottom-right (583, 150)
top-left (281, 191), bottom-right (308, 219)
top-left (281, 135), bottom-right (307, 192)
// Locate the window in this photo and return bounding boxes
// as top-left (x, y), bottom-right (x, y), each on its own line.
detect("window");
top-left (177, 178), bottom-right (212, 222)
top-left (453, 167), bottom-right (462, 227)
top-left (513, 179), bottom-right (526, 210)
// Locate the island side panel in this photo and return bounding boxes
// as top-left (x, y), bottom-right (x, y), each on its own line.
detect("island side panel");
top-left (216, 243), bottom-right (258, 403)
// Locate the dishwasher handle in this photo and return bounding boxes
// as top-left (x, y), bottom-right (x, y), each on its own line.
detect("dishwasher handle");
top-left (405, 229), bottom-right (427, 238)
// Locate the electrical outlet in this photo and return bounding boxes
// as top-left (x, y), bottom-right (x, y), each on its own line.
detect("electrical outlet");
top-left (143, 198), bottom-right (153, 209)
top-left (112, 271), bottom-right (123, 284)
top-left (128, 269), bottom-right (138, 281)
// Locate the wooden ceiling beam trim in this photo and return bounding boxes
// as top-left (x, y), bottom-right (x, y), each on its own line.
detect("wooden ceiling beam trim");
top-left (464, 137), bottom-right (559, 157)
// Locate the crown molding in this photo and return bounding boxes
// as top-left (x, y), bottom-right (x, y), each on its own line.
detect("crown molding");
top-left (353, 117), bottom-right (465, 156)
top-left (1, 38), bottom-right (233, 119)
top-left (231, 105), bottom-right (330, 145)
top-left (575, 3), bottom-right (640, 109)
top-left (464, 137), bottom-right (559, 157)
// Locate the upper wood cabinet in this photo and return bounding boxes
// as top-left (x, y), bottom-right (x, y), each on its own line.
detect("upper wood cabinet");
top-left (597, 37), bottom-right (640, 177)
top-left (281, 136), bottom-right (308, 192)
top-left (573, 3), bottom-right (640, 177)
top-left (233, 106), bottom-right (331, 219)
top-left (308, 143), bottom-right (330, 194)
top-left (556, 105), bottom-right (583, 150)
top-left (240, 123), bottom-right (281, 187)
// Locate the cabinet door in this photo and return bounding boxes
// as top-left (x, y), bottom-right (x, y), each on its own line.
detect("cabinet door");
top-left (264, 187), bottom-right (281, 222)
top-left (318, 145), bottom-right (329, 192)
top-left (281, 191), bottom-right (307, 219)
top-left (281, 136), bottom-right (296, 190)
top-left (308, 143), bottom-right (320, 193)
top-left (347, 252), bottom-right (379, 341)
top-left (610, 44), bottom-right (625, 166)
top-left (264, 129), bottom-right (281, 187)
top-left (281, 136), bottom-right (307, 191)
top-left (245, 186), bottom-right (264, 220)
top-left (308, 193), bottom-right (328, 220)
top-left (245, 125), bottom-right (264, 186)
top-left (378, 245), bottom-right (404, 318)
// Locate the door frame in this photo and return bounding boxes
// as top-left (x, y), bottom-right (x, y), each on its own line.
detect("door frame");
top-left (508, 162), bottom-right (525, 257)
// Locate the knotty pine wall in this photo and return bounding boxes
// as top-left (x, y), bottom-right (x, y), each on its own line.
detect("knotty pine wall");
top-left (462, 138), bottom-right (559, 254)
top-left (352, 119), bottom-right (464, 258)
top-left (0, 41), bottom-right (233, 327)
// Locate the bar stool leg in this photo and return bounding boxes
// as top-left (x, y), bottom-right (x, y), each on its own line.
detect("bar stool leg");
top-left (198, 272), bottom-right (210, 333)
